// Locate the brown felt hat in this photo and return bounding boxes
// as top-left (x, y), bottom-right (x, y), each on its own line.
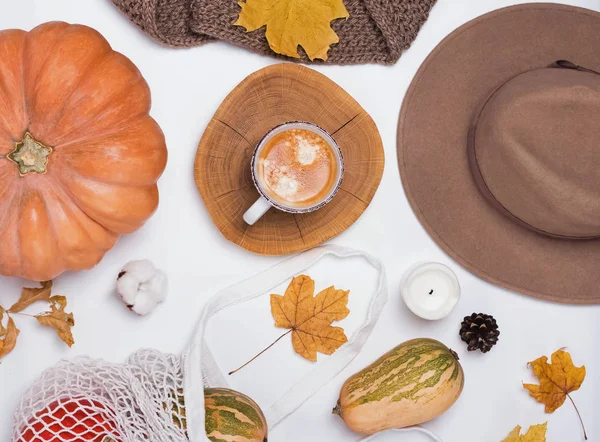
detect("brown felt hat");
top-left (398, 3), bottom-right (600, 305)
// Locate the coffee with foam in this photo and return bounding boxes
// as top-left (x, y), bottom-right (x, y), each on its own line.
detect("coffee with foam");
top-left (257, 128), bottom-right (339, 208)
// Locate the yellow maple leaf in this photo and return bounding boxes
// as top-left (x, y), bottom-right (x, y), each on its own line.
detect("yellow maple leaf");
top-left (523, 349), bottom-right (587, 439)
top-left (270, 275), bottom-right (349, 361)
top-left (502, 423), bottom-right (547, 442)
top-left (234, 0), bottom-right (349, 61)
top-left (230, 275), bottom-right (350, 374)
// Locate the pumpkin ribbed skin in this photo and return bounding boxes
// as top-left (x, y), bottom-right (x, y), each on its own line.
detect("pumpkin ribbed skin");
top-left (205, 388), bottom-right (268, 442)
top-left (334, 338), bottom-right (464, 434)
top-left (0, 22), bottom-right (167, 281)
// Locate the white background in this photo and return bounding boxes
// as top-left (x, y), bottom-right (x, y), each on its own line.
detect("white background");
top-left (1, 0), bottom-right (599, 441)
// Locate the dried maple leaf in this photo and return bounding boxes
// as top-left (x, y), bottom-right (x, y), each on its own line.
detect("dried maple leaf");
top-left (230, 275), bottom-right (350, 374)
top-left (35, 295), bottom-right (75, 347)
top-left (502, 423), bottom-right (547, 442)
top-left (9, 280), bottom-right (53, 313)
top-left (271, 275), bottom-right (349, 361)
top-left (234, 0), bottom-right (349, 61)
top-left (523, 349), bottom-right (587, 440)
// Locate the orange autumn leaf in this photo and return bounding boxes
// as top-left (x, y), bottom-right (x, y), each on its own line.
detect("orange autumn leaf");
top-left (270, 275), bottom-right (350, 361)
top-left (523, 349), bottom-right (587, 439)
top-left (230, 275), bottom-right (350, 374)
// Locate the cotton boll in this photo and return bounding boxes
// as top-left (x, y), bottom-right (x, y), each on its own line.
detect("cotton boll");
top-left (116, 274), bottom-right (142, 305)
top-left (128, 292), bottom-right (159, 316)
top-left (120, 259), bottom-right (157, 282)
top-left (142, 271), bottom-right (168, 303)
top-left (116, 260), bottom-right (168, 315)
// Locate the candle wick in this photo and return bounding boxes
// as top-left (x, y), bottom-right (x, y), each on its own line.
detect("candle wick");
top-left (428, 289), bottom-right (434, 295)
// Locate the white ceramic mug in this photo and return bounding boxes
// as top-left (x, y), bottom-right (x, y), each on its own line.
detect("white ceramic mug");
top-left (243, 122), bottom-right (344, 225)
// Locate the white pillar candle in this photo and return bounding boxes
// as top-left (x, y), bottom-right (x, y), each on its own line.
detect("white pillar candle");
top-left (400, 263), bottom-right (461, 320)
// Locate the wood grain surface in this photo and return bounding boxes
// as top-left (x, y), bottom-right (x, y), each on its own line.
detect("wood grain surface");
top-left (194, 63), bottom-right (384, 255)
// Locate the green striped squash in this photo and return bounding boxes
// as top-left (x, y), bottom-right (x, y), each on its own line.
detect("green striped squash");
top-left (204, 388), bottom-right (268, 442)
top-left (166, 387), bottom-right (268, 442)
top-left (333, 338), bottom-right (464, 434)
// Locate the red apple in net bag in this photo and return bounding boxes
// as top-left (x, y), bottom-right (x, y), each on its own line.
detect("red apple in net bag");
top-left (17, 397), bottom-right (120, 442)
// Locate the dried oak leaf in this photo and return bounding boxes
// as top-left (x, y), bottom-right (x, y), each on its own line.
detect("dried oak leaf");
top-left (9, 280), bottom-right (53, 313)
top-left (234, 0), bottom-right (349, 61)
top-left (35, 295), bottom-right (75, 347)
top-left (523, 349), bottom-right (587, 439)
top-left (271, 274), bottom-right (349, 361)
top-left (502, 423), bottom-right (547, 442)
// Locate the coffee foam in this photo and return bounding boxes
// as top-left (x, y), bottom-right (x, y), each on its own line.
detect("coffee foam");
top-left (296, 136), bottom-right (319, 165)
top-left (257, 129), bottom-right (337, 207)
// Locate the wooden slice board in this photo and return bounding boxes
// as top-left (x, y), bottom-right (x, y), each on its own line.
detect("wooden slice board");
top-left (194, 63), bottom-right (384, 255)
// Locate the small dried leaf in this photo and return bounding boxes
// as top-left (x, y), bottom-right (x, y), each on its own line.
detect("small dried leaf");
top-left (9, 280), bottom-right (53, 313)
top-left (270, 275), bottom-right (350, 361)
top-left (0, 317), bottom-right (20, 359)
top-left (36, 314), bottom-right (75, 347)
top-left (0, 307), bottom-right (6, 337)
top-left (502, 423), bottom-right (547, 442)
top-left (49, 295), bottom-right (68, 312)
top-left (35, 296), bottom-right (75, 347)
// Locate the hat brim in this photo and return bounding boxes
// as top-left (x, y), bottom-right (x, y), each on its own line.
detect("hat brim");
top-left (398, 3), bottom-right (600, 304)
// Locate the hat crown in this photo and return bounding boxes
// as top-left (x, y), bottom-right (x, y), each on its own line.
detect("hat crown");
top-left (471, 65), bottom-right (600, 239)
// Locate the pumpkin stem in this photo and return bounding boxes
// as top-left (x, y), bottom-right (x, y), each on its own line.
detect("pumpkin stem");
top-left (332, 400), bottom-right (343, 417)
top-left (8, 132), bottom-right (53, 176)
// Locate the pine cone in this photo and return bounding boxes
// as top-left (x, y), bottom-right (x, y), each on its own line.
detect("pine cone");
top-left (459, 313), bottom-right (500, 353)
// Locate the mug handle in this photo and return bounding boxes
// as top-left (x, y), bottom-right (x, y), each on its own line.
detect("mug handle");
top-left (243, 196), bottom-right (271, 225)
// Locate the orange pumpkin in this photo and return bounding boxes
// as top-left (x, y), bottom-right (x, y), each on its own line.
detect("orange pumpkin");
top-left (0, 22), bottom-right (167, 281)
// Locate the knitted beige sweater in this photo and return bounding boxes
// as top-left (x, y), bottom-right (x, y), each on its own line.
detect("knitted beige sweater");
top-left (111, 0), bottom-right (437, 65)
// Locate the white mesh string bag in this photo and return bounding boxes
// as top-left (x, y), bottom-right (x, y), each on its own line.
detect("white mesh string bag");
top-left (12, 349), bottom-right (189, 441)
top-left (11, 245), bottom-right (442, 442)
